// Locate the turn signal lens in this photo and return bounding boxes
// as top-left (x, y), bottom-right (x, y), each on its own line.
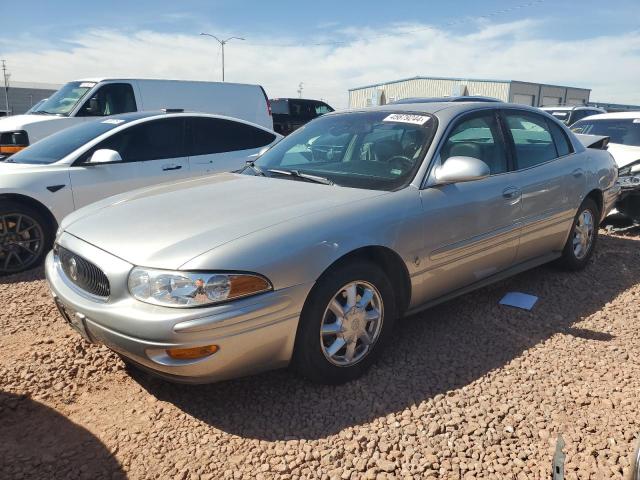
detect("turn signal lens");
top-left (0, 145), bottom-right (26, 154)
top-left (229, 275), bottom-right (271, 299)
top-left (166, 345), bottom-right (219, 360)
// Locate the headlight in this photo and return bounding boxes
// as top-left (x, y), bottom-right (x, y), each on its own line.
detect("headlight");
top-left (128, 268), bottom-right (272, 307)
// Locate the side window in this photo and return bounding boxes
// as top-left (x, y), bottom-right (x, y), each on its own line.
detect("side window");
top-left (441, 112), bottom-right (508, 175)
top-left (504, 111), bottom-right (558, 169)
top-left (189, 117), bottom-right (276, 156)
top-left (314, 103), bottom-right (333, 115)
top-left (547, 120), bottom-right (572, 157)
top-left (77, 83), bottom-right (137, 117)
top-left (94, 118), bottom-right (186, 162)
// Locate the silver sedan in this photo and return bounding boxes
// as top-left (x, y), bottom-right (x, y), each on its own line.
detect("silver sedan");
top-left (46, 102), bottom-right (620, 384)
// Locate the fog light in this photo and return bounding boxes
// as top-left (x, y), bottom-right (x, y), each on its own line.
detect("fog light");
top-left (166, 345), bottom-right (219, 360)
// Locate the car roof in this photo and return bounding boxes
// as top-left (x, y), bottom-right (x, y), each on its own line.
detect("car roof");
top-left (574, 111), bottom-right (640, 120)
top-left (540, 106), bottom-right (603, 111)
top-left (391, 96), bottom-right (502, 104)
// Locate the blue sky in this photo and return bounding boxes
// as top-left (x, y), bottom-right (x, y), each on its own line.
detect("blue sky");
top-left (2, 0), bottom-right (640, 107)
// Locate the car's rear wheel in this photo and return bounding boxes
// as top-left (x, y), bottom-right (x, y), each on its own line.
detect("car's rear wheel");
top-left (293, 260), bottom-right (396, 384)
top-left (0, 201), bottom-right (52, 275)
top-left (557, 197), bottom-right (599, 270)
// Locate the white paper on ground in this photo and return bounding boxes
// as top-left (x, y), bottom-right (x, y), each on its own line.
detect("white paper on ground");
top-left (499, 292), bottom-right (538, 310)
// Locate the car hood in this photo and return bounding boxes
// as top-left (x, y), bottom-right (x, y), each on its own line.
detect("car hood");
top-left (0, 114), bottom-right (66, 131)
top-left (607, 143), bottom-right (640, 168)
top-left (64, 173), bottom-right (387, 269)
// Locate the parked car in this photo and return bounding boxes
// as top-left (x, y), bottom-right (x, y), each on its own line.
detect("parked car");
top-left (571, 111), bottom-right (640, 223)
top-left (0, 78), bottom-right (273, 158)
top-left (270, 98), bottom-right (334, 136)
top-left (540, 106), bottom-right (605, 126)
top-left (390, 96), bottom-right (502, 104)
top-left (46, 102), bottom-right (619, 385)
top-left (0, 111), bottom-right (281, 274)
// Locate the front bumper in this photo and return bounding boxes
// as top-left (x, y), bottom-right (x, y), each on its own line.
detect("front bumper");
top-left (45, 233), bottom-right (313, 384)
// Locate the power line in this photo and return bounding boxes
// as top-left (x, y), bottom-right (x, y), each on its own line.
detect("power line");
top-left (242, 0), bottom-right (545, 48)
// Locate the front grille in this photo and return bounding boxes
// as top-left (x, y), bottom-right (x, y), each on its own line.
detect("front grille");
top-left (56, 245), bottom-right (110, 298)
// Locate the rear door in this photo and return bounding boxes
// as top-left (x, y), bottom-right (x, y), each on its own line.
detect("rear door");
top-left (501, 109), bottom-right (584, 261)
top-left (414, 109), bottom-right (522, 303)
top-left (187, 117), bottom-right (277, 175)
top-left (69, 117), bottom-right (190, 208)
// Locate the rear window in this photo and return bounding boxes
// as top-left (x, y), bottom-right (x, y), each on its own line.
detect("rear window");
top-left (190, 117), bottom-right (276, 156)
top-left (270, 100), bottom-right (289, 115)
top-left (571, 118), bottom-right (640, 147)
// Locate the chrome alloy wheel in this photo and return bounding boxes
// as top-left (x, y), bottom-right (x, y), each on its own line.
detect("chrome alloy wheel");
top-left (320, 280), bottom-right (384, 367)
top-left (0, 213), bottom-right (44, 273)
top-left (572, 209), bottom-right (595, 260)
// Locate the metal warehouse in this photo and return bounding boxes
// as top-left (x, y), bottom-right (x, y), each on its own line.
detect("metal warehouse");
top-left (1, 81), bottom-right (61, 116)
top-left (348, 76), bottom-right (591, 108)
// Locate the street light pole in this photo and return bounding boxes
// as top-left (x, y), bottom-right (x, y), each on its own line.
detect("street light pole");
top-left (199, 33), bottom-right (245, 82)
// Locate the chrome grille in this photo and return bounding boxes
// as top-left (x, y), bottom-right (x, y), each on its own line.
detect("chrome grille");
top-left (56, 245), bottom-right (110, 298)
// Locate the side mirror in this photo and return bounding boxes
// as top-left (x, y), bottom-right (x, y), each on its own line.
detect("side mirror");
top-left (434, 156), bottom-right (490, 185)
top-left (88, 149), bottom-right (122, 164)
top-left (85, 97), bottom-right (100, 116)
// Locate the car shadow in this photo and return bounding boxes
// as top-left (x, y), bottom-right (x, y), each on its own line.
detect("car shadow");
top-left (132, 234), bottom-right (639, 441)
top-left (0, 391), bottom-right (125, 479)
top-left (0, 265), bottom-right (45, 284)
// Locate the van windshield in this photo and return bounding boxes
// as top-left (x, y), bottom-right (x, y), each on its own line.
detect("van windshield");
top-left (31, 81), bottom-right (96, 116)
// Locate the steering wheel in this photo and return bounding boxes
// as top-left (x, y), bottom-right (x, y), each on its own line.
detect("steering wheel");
top-left (387, 155), bottom-right (414, 172)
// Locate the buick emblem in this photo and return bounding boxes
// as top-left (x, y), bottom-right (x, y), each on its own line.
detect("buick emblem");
top-left (69, 257), bottom-right (78, 281)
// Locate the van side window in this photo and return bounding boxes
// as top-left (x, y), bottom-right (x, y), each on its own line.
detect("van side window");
top-left (189, 117), bottom-right (276, 156)
top-left (77, 83), bottom-right (137, 117)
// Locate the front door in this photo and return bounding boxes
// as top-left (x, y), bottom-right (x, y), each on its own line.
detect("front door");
top-left (413, 110), bottom-right (522, 303)
top-left (69, 117), bottom-right (190, 209)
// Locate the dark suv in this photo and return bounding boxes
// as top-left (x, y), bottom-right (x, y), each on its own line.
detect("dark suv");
top-left (270, 98), bottom-right (334, 136)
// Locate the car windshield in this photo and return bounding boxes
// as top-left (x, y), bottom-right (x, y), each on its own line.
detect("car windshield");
top-left (571, 118), bottom-right (640, 146)
top-left (544, 110), bottom-right (571, 123)
top-left (247, 111), bottom-right (436, 190)
top-left (8, 119), bottom-right (123, 164)
top-left (30, 81), bottom-right (96, 116)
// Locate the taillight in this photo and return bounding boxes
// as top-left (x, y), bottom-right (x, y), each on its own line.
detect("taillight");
top-left (0, 130), bottom-right (29, 155)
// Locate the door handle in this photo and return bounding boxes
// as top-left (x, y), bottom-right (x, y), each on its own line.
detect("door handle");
top-left (502, 186), bottom-right (521, 200)
top-left (162, 164), bottom-right (182, 171)
top-left (572, 168), bottom-right (584, 178)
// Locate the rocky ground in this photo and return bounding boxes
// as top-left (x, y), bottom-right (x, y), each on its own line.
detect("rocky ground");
top-left (1, 230), bottom-right (639, 479)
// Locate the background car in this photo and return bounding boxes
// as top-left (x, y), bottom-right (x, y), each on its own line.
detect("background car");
top-left (0, 78), bottom-right (273, 158)
top-left (571, 111), bottom-right (640, 223)
top-left (270, 98), bottom-right (334, 136)
top-left (540, 105), bottom-right (605, 126)
top-left (389, 95), bottom-right (502, 104)
top-left (0, 111), bottom-right (281, 274)
top-left (46, 102), bottom-right (618, 386)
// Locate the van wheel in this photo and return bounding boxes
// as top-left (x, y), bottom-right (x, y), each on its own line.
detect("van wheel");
top-left (557, 198), bottom-right (599, 271)
top-left (0, 201), bottom-right (52, 275)
top-left (292, 260), bottom-right (396, 384)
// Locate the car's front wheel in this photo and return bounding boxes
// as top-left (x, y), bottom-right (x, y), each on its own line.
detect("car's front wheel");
top-left (557, 197), bottom-right (599, 270)
top-left (0, 201), bottom-right (52, 275)
top-left (293, 260), bottom-right (396, 384)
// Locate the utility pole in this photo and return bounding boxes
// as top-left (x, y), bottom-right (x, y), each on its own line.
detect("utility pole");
top-left (297, 82), bottom-right (304, 98)
top-left (200, 33), bottom-right (245, 82)
top-left (1, 60), bottom-right (9, 116)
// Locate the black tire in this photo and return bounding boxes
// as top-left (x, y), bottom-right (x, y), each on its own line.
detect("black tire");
top-left (556, 197), bottom-right (599, 271)
top-left (0, 200), bottom-right (53, 275)
top-left (292, 260), bottom-right (397, 384)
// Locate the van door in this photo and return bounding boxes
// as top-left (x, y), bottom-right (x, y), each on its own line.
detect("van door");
top-left (69, 117), bottom-right (190, 209)
top-left (187, 117), bottom-right (277, 175)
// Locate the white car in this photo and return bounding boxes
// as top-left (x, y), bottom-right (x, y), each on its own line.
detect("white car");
top-left (540, 106), bottom-right (605, 126)
top-left (0, 111), bottom-right (281, 274)
top-left (0, 78), bottom-right (273, 158)
top-left (571, 111), bottom-right (640, 222)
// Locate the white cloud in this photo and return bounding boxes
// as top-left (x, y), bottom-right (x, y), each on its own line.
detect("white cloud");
top-left (2, 20), bottom-right (639, 109)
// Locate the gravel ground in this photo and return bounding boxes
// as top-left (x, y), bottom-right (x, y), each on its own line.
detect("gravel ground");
top-left (1, 231), bottom-right (639, 480)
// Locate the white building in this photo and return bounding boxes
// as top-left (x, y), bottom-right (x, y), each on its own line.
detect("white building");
top-left (348, 76), bottom-right (591, 109)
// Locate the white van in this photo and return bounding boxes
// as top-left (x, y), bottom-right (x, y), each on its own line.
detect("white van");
top-left (0, 78), bottom-right (273, 157)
